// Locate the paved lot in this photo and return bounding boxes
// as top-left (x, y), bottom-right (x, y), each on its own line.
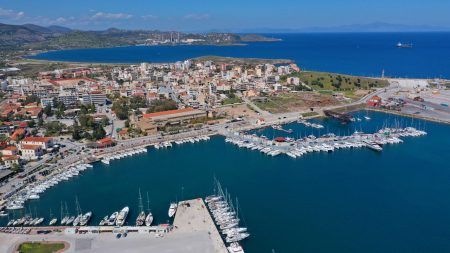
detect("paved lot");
top-left (173, 199), bottom-right (228, 253)
top-left (0, 231), bottom-right (220, 253)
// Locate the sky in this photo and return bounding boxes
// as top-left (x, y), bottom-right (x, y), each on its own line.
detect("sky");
top-left (0, 0), bottom-right (450, 31)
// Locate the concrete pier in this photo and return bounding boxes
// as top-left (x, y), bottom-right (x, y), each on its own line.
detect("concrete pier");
top-left (173, 198), bottom-right (228, 253)
top-left (0, 198), bottom-right (228, 253)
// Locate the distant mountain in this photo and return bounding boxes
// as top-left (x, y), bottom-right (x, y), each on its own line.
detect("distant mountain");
top-left (47, 25), bottom-right (72, 33)
top-left (0, 23), bottom-right (72, 47)
top-left (0, 22), bottom-right (280, 55)
top-left (232, 22), bottom-right (450, 33)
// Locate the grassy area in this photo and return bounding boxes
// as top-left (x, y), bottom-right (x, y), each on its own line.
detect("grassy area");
top-left (18, 242), bottom-right (65, 253)
top-left (284, 71), bottom-right (388, 91)
top-left (221, 97), bottom-right (243, 105)
top-left (254, 92), bottom-right (338, 114)
top-left (302, 112), bottom-right (319, 118)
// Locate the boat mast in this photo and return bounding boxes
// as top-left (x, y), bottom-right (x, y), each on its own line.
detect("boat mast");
top-left (138, 188), bottom-right (144, 213)
top-left (60, 202), bottom-right (64, 221)
top-left (75, 196), bottom-right (82, 215)
top-left (65, 202), bottom-right (69, 217)
top-left (146, 192), bottom-right (151, 212)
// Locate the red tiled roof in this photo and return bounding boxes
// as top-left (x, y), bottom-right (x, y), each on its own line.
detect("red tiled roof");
top-left (3, 146), bottom-right (18, 151)
top-left (2, 155), bottom-right (19, 161)
top-left (143, 108), bottom-right (193, 119)
top-left (97, 137), bottom-right (114, 144)
top-left (11, 128), bottom-right (26, 141)
top-left (22, 144), bottom-right (41, 150)
top-left (22, 136), bottom-right (52, 143)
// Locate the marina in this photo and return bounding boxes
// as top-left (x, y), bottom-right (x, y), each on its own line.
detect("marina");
top-left (225, 127), bottom-right (426, 158)
top-left (1, 111), bottom-right (450, 253)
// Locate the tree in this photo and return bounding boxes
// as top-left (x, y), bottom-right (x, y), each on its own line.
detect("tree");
top-left (146, 99), bottom-right (177, 113)
top-left (72, 121), bottom-right (82, 140)
top-left (38, 118), bottom-right (44, 127)
top-left (11, 163), bottom-right (22, 172)
top-left (130, 96), bottom-right (147, 110)
top-left (44, 104), bottom-right (53, 116)
top-left (44, 121), bottom-right (65, 136)
top-left (79, 114), bottom-right (94, 129)
top-left (27, 120), bottom-right (36, 128)
top-left (22, 95), bottom-right (40, 105)
top-left (92, 124), bottom-right (106, 140)
top-left (112, 98), bottom-right (129, 120)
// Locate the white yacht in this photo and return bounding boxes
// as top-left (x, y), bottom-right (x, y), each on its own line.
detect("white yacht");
top-left (116, 207), bottom-right (129, 226)
top-left (227, 242), bottom-right (245, 253)
top-left (168, 203), bottom-right (178, 218)
top-left (145, 212), bottom-right (153, 226)
top-left (107, 212), bottom-right (118, 226)
top-left (79, 212), bottom-right (92, 226)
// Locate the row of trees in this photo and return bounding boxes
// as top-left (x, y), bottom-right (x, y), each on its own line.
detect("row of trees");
top-left (112, 96), bottom-right (177, 120)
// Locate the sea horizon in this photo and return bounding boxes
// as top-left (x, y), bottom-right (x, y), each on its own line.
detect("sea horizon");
top-left (29, 33), bottom-right (450, 79)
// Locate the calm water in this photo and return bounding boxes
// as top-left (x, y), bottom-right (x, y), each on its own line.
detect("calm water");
top-left (2, 111), bottom-right (450, 253)
top-left (30, 33), bottom-right (450, 78)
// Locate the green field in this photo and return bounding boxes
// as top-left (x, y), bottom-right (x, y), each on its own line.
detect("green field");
top-left (284, 71), bottom-right (388, 91)
top-left (18, 242), bottom-right (65, 253)
top-left (221, 97), bottom-right (243, 105)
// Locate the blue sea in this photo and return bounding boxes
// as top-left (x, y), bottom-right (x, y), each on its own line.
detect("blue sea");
top-left (30, 33), bottom-right (450, 78)
top-left (2, 111), bottom-right (450, 253)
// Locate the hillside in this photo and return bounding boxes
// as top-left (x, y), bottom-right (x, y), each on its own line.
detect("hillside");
top-left (0, 22), bottom-right (281, 53)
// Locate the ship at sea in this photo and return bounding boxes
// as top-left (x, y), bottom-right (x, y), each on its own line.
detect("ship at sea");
top-left (397, 42), bottom-right (413, 48)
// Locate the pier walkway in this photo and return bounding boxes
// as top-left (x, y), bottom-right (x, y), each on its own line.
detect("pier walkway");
top-left (173, 199), bottom-right (228, 253)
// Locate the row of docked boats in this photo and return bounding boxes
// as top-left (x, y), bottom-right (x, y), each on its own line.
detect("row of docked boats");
top-left (155, 135), bottom-right (211, 149)
top-left (6, 216), bottom-right (45, 227)
top-left (5, 164), bottom-right (93, 211)
top-left (101, 148), bottom-right (147, 165)
top-left (225, 127), bottom-right (427, 159)
top-left (206, 180), bottom-right (249, 253)
top-left (297, 119), bottom-right (324, 129)
top-left (4, 191), bottom-right (164, 228)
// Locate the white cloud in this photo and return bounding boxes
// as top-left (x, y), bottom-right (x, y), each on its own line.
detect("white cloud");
top-left (90, 12), bottom-right (133, 21)
top-left (0, 8), bottom-right (25, 20)
top-left (141, 15), bottom-right (158, 20)
top-left (184, 13), bottom-right (210, 20)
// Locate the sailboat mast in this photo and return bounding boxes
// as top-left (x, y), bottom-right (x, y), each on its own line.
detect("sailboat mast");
top-left (65, 202), bottom-right (69, 216)
top-left (61, 202), bottom-right (64, 220)
top-left (146, 192), bottom-right (150, 212)
top-left (138, 189), bottom-right (144, 213)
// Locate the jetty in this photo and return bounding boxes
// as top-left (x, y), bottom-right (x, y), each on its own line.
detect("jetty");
top-left (173, 199), bottom-right (228, 253)
top-left (324, 110), bottom-right (353, 123)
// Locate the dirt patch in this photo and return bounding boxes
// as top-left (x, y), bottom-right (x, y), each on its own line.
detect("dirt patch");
top-left (255, 92), bottom-right (341, 113)
top-left (216, 104), bottom-right (259, 119)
